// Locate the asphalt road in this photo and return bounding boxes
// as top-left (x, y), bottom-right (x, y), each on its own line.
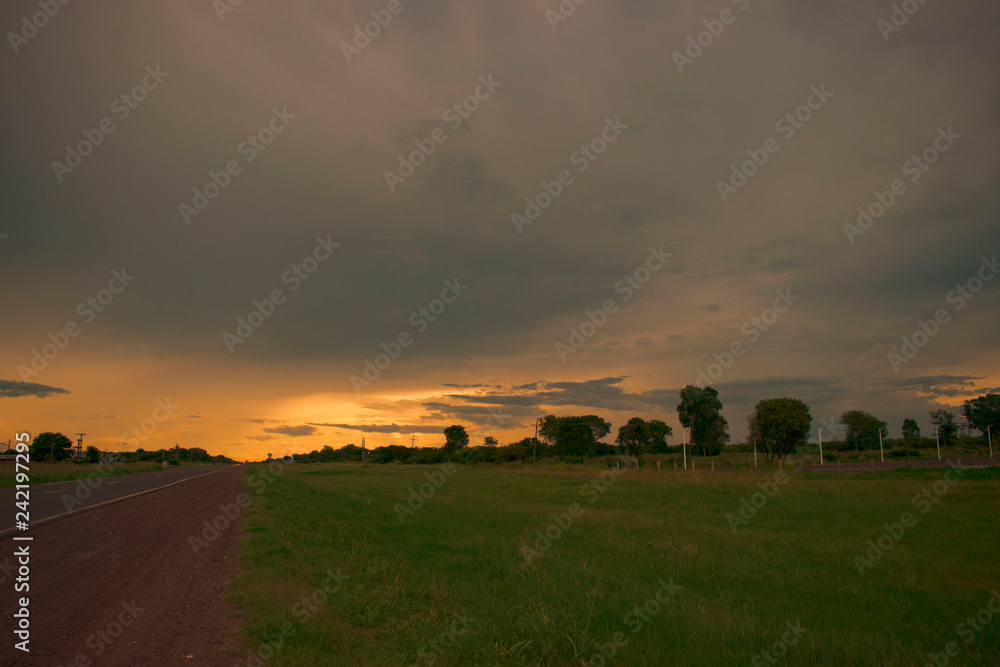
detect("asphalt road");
top-left (1, 465), bottom-right (240, 536)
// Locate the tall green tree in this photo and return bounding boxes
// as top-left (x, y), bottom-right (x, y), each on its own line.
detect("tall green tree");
top-left (753, 398), bottom-right (812, 463)
top-left (539, 415), bottom-right (611, 459)
top-left (839, 411), bottom-right (887, 455)
top-left (901, 418), bottom-right (921, 444)
top-left (677, 385), bottom-right (729, 456)
top-left (616, 418), bottom-right (650, 458)
top-left (443, 425), bottom-right (469, 452)
top-left (538, 415), bottom-right (559, 446)
top-left (963, 393), bottom-right (1000, 437)
top-left (31, 432), bottom-right (73, 462)
top-left (929, 410), bottom-right (958, 448)
top-left (647, 419), bottom-right (673, 454)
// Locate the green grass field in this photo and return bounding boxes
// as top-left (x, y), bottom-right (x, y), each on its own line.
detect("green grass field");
top-left (231, 462), bottom-right (1000, 666)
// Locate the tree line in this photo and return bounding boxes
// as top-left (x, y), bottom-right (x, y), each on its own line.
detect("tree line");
top-left (292, 389), bottom-right (998, 466)
top-left (3, 432), bottom-right (235, 465)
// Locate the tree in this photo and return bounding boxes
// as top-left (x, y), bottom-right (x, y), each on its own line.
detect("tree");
top-left (647, 420), bottom-right (673, 454)
top-left (752, 398), bottom-right (812, 463)
top-left (839, 411), bottom-right (887, 455)
top-left (542, 415), bottom-right (611, 459)
top-left (746, 413), bottom-right (761, 453)
top-left (677, 385), bottom-right (729, 456)
top-left (483, 436), bottom-right (498, 447)
top-left (901, 418), bottom-right (921, 444)
top-left (930, 410), bottom-right (958, 448)
top-left (85, 445), bottom-right (101, 464)
top-left (538, 415), bottom-right (559, 446)
top-left (443, 425), bottom-right (469, 452)
top-left (616, 418), bottom-right (650, 458)
top-left (31, 432), bottom-right (73, 463)
top-left (963, 393), bottom-right (1000, 438)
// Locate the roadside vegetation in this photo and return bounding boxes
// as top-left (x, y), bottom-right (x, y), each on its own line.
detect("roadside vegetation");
top-left (285, 388), bottom-right (999, 469)
top-left (0, 432), bottom-right (235, 487)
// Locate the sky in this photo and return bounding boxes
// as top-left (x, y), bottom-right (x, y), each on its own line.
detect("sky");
top-left (1, 0), bottom-right (998, 461)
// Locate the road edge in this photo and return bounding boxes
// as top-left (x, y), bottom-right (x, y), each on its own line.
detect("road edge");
top-left (0, 464), bottom-right (242, 540)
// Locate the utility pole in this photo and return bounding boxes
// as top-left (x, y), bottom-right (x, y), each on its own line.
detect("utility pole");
top-left (878, 428), bottom-right (884, 463)
top-left (818, 427), bottom-right (824, 465)
top-left (410, 434), bottom-right (416, 451)
top-left (76, 433), bottom-right (86, 459)
top-left (936, 428), bottom-right (941, 461)
top-left (683, 427), bottom-right (687, 470)
top-left (533, 417), bottom-right (542, 464)
top-left (361, 436), bottom-right (366, 462)
top-left (988, 424), bottom-right (995, 459)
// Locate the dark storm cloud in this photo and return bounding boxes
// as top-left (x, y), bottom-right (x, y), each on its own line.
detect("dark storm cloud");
top-left (263, 425), bottom-right (318, 437)
top-left (310, 423), bottom-right (444, 435)
top-left (0, 381), bottom-right (69, 399)
top-left (442, 377), bottom-right (674, 413)
top-left (417, 148), bottom-right (512, 201)
top-left (1, 0), bottom-right (997, 446)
